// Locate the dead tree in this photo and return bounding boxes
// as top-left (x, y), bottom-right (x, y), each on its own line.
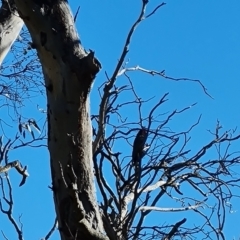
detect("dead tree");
top-left (0, 1), bottom-right (239, 240)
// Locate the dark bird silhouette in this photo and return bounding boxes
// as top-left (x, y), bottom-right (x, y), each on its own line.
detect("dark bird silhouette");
top-left (132, 128), bottom-right (148, 171)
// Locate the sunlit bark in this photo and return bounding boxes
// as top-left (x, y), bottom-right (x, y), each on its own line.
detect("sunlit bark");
top-left (0, 0), bottom-right (23, 66)
top-left (14, 1), bottom-right (104, 239)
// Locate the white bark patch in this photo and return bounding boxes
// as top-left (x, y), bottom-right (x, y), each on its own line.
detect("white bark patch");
top-left (0, 6), bottom-right (23, 66)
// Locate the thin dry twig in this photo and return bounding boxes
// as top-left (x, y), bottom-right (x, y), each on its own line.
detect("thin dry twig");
top-left (74, 6), bottom-right (80, 22)
top-left (118, 66), bottom-right (213, 99)
top-left (0, 175), bottom-right (24, 240)
top-left (92, 1), bottom-right (166, 154)
top-left (163, 218), bottom-right (187, 240)
top-left (42, 217), bottom-right (58, 240)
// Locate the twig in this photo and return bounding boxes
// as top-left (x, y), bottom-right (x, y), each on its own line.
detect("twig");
top-left (74, 6), bottom-right (80, 22)
top-left (43, 217), bottom-right (58, 240)
top-left (93, 0), bottom-right (151, 154)
top-left (118, 66), bottom-right (213, 99)
top-left (163, 218), bottom-right (186, 240)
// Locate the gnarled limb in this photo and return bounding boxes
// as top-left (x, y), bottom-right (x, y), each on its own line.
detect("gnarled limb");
top-left (0, 160), bottom-right (29, 186)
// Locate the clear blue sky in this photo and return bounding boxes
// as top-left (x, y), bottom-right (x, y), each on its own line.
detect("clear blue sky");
top-left (1, 1), bottom-right (240, 239)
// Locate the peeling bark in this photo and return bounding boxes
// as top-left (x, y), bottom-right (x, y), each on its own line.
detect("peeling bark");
top-left (14, 1), bottom-right (104, 239)
top-left (0, 0), bottom-right (23, 66)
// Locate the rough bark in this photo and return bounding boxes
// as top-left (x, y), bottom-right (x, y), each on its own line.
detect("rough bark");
top-left (0, 0), bottom-right (23, 66)
top-left (14, 1), bottom-right (105, 239)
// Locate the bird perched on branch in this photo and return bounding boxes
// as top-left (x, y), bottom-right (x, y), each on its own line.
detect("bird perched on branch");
top-left (132, 128), bottom-right (149, 171)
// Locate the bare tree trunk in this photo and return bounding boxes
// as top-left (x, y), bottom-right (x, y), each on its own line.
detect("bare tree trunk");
top-left (14, 1), bottom-right (105, 239)
top-left (0, 0), bottom-right (23, 66)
